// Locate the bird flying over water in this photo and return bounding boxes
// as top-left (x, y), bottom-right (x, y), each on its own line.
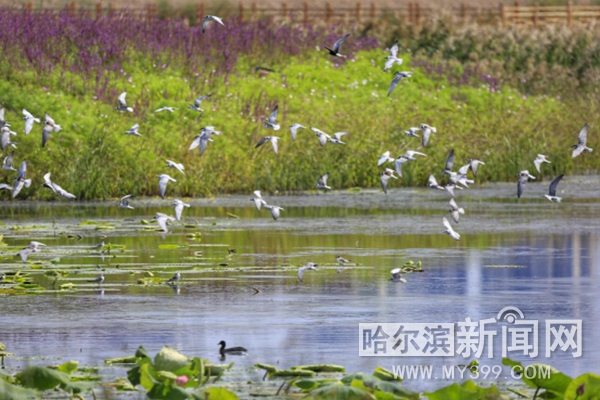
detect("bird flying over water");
top-left (189, 126), bottom-right (221, 155)
top-left (255, 136), bottom-right (280, 154)
top-left (12, 160), bottom-right (31, 198)
top-left (157, 174), bottom-right (176, 199)
top-left (442, 216), bottom-right (460, 241)
top-left (316, 173), bottom-right (331, 190)
top-left (251, 190), bottom-right (267, 210)
top-left (118, 194), bottom-right (134, 209)
top-left (116, 92), bottom-right (133, 112)
top-left (442, 149), bottom-right (455, 175)
top-left (202, 15), bottom-right (224, 33)
top-left (517, 170), bottom-right (536, 199)
top-left (381, 168), bottom-right (398, 194)
top-left (388, 71), bottom-right (412, 96)
top-left (264, 105), bottom-right (280, 131)
top-left (427, 174), bottom-right (445, 190)
top-left (543, 174), bottom-right (564, 203)
top-left (297, 262), bottom-right (318, 282)
top-left (41, 172), bottom-right (76, 199)
top-left (384, 41), bottom-right (403, 71)
top-left (290, 124), bottom-right (305, 141)
top-left (264, 204), bottom-right (284, 220)
top-left (389, 268), bottom-right (407, 283)
top-left (325, 34), bottom-right (350, 58)
top-left (448, 198), bottom-right (465, 223)
top-left (571, 124), bottom-right (592, 158)
top-left (394, 151), bottom-right (426, 177)
top-left (533, 154), bottom-right (550, 173)
top-left (154, 212), bottom-right (175, 232)
top-left (173, 199), bottom-right (190, 221)
top-left (378, 151), bottom-right (394, 166)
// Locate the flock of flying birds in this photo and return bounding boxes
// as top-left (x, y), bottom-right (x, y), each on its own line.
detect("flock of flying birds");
top-left (0, 20), bottom-right (595, 285)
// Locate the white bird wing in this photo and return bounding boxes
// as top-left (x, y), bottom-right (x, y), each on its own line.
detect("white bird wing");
top-left (334, 132), bottom-right (347, 141)
top-left (271, 137), bottom-right (279, 154)
top-left (389, 41), bottom-right (398, 58)
top-left (268, 105), bottom-right (278, 124)
top-left (388, 74), bottom-right (403, 96)
top-left (189, 135), bottom-right (201, 151)
top-left (442, 216), bottom-right (454, 232)
top-left (378, 151), bottom-right (391, 166)
top-left (17, 160), bottom-right (27, 180)
top-left (118, 92), bottom-right (127, 107)
top-left (458, 164), bottom-right (470, 175)
top-left (332, 33), bottom-right (350, 53)
top-left (318, 133), bottom-right (329, 146)
top-left (533, 157), bottom-right (543, 173)
top-left (394, 157), bottom-right (407, 177)
top-left (174, 203), bottom-right (184, 221)
top-left (42, 172), bottom-right (55, 191)
top-left (428, 174), bottom-right (439, 187)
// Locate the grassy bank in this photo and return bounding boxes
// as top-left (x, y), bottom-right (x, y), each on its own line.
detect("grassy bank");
top-left (0, 11), bottom-right (597, 200)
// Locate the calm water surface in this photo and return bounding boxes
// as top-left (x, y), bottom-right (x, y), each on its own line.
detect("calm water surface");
top-left (1, 180), bottom-right (599, 391)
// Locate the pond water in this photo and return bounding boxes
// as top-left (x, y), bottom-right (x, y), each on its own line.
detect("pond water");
top-left (1, 178), bottom-right (599, 392)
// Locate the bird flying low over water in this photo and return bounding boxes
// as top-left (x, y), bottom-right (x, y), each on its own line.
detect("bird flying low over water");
top-left (336, 256), bottom-right (351, 267)
top-left (173, 199), bottom-right (190, 221)
top-left (0, 183), bottom-right (12, 191)
top-left (251, 190), bottom-right (267, 210)
top-left (533, 154), bottom-right (551, 173)
top-left (41, 172), bottom-right (76, 199)
top-left (12, 160), bottom-right (31, 198)
top-left (189, 94), bottom-right (211, 112)
top-left (125, 123), bottom-right (141, 136)
top-left (118, 194), bottom-right (134, 209)
top-left (395, 151), bottom-right (426, 177)
top-left (116, 92), bottom-right (133, 112)
top-left (311, 127), bottom-right (331, 146)
top-left (389, 268), bottom-right (407, 283)
top-left (442, 216), bottom-right (460, 241)
top-left (22, 109), bottom-right (40, 135)
top-left (571, 124), bottom-right (592, 158)
top-left (448, 198), bottom-right (465, 223)
top-left (18, 241), bottom-right (45, 263)
top-left (263, 105), bottom-right (280, 131)
top-left (255, 136), bottom-right (280, 154)
top-left (384, 41), bottom-right (403, 71)
top-left (157, 174), bottom-right (176, 199)
top-left (325, 34), bottom-right (350, 58)
top-left (420, 124), bottom-right (436, 147)
top-left (543, 174), bottom-right (564, 203)
top-left (517, 170), bottom-right (536, 199)
top-left (297, 262), bottom-right (318, 282)
top-left (465, 158), bottom-right (485, 177)
top-left (165, 159), bottom-right (185, 175)
top-left (329, 132), bottom-right (347, 145)
top-left (154, 212), bottom-right (175, 232)
top-left (381, 168), bottom-right (398, 194)
top-left (202, 15), bottom-right (224, 33)
top-left (442, 149), bottom-right (455, 175)
top-left (428, 174), bottom-right (445, 190)
top-left (316, 173), bottom-right (331, 190)
top-left (388, 71), bottom-right (412, 96)
top-left (290, 124), bottom-right (305, 141)
top-left (264, 204), bottom-right (284, 220)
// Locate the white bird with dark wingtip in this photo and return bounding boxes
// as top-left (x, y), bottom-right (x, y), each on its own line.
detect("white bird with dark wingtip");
top-left (44, 112), bottom-right (62, 132)
top-left (442, 216), bottom-right (460, 241)
top-left (0, 106), bottom-right (7, 128)
top-left (543, 174), bottom-right (564, 203)
top-left (0, 183), bottom-right (13, 191)
top-left (290, 123), bottom-right (305, 141)
top-left (250, 190), bottom-right (267, 210)
top-left (202, 15), bottom-right (224, 33)
top-left (394, 150), bottom-right (426, 177)
top-left (22, 109), bottom-right (40, 135)
top-left (420, 124), bottom-right (437, 147)
top-left (389, 268), bottom-right (407, 283)
top-left (381, 168), bottom-right (398, 194)
top-left (165, 160), bottom-right (185, 175)
top-left (297, 262), bottom-right (318, 282)
top-left (454, 164), bottom-right (475, 188)
top-left (154, 106), bottom-right (177, 113)
top-left (378, 151), bottom-right (395, 166)
top-left (264, 204), bottom-right (284, 220)
top-left (329, 132), bottom-right (347, 145)
top-left (157, 174), bottom-right (176, 199)
top-left (125, 123), bottom-right (141, 136)
top-left (255, 136), bottom-right (280, 154)
top-left (404, 127), bottom-right (420, 138)
top-left (189, 94), bottom-right (211, 112)
top-left (116, 92), bottom-right (133, 112)
top-left (384, 41), bottom-right (403, 71)
top-left (154, 212), bottom-right (176, 232)
top-left (41, 121), bottom-right (55, 147)
top-left (173, 199), bottom-right (190, 221)
top-left (448, 198), bottom-right (465, 223)
top-left (311, 127), bottom-right (331, 146)
top-left (325, 33), bottom-right (350, 58)
top-left (572, 124), bottom-right (592, 158)
top-left (1, 127), bottom-right (17, 150)
top-left (533, 154), bottom-right (551, 173)
top-left (189, 126), bottom-right (221, 156)
top-left (41, 172), bottom-right (76, 199)
top-left (517, 170), bottom-right (536, 199)
top-left (12, 160), bottom-right (31, 198)
top-left (2, 151), bottom-right (15, 171)
top-left (316, 173), bottom-right (331, 190)
top-left (388, 71), bottom-right (412, 96)
top-left (466, 158), bottom-right (485, 177)
top-left (118, 194), bottom-right (134, 209)
top-left (19, 246), bottom-right (34, 263)
top-left (264, 105), bottom-right (280, 131)
top-left (428, 174), bottom-right (444, 190)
